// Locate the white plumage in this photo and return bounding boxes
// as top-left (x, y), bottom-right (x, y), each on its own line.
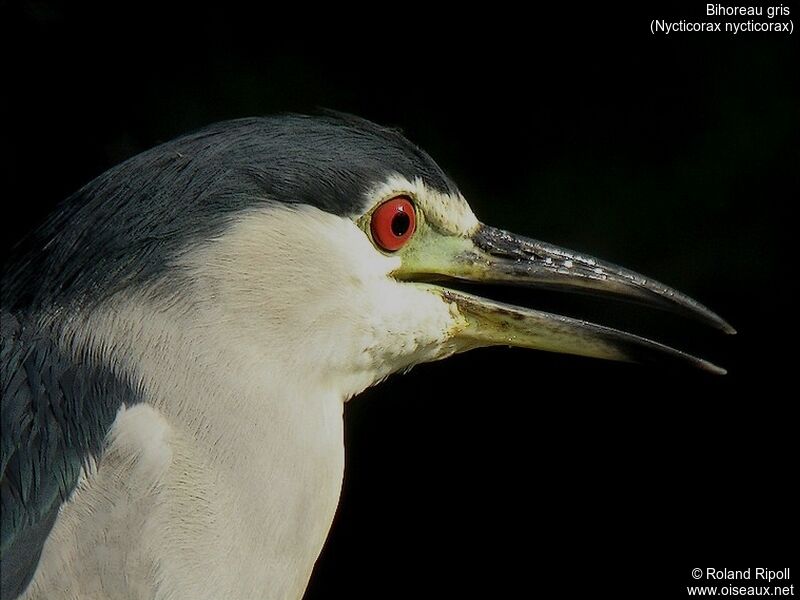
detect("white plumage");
top-left (23, 183), bottom-right (476, 599)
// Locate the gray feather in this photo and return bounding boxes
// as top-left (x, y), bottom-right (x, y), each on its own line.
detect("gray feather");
top-left (0, 311), bottom-right (139, 600)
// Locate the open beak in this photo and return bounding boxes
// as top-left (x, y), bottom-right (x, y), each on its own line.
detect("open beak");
top-left (398, 224), bottom-right (734, 374)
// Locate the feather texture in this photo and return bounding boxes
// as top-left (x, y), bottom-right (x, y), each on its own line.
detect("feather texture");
top-left (0, 311), bottom-right (139, 600)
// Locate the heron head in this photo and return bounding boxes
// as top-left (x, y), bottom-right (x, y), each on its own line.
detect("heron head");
top-left (10, 114), bottom-right (730, 402)
top-left (165, 116), bottom-right (731, 400)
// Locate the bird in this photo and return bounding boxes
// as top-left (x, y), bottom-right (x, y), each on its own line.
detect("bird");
top-left (0, 114), bottom-right (733, 600)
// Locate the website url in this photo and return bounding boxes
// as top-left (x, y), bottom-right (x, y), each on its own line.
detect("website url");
top-left (688, 585), bottom-right (795, 596)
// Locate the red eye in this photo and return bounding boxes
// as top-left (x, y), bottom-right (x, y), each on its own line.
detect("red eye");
top-left (370, 196), bottom-right (416, 251)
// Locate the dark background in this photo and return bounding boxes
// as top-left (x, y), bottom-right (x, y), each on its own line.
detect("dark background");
top-left (3, 2), bottom-right (798, 598)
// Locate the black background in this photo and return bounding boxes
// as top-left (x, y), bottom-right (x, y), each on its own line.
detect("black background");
top-left (3, 2), bottom-right (798, 598)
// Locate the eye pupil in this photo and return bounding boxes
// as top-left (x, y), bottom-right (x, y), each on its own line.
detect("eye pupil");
top-left (391, 212), bottom-right (410, 237)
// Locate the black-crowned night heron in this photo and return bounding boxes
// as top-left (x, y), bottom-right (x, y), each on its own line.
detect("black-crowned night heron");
top-left (0, 114), bottom-right (732, 600)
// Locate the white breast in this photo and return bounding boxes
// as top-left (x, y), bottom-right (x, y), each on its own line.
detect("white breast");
top-left (26, 296), bottom-right (346, 600)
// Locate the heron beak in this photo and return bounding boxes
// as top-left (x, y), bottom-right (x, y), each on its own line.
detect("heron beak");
top-left (397, 223), bottom-right (734, 374)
